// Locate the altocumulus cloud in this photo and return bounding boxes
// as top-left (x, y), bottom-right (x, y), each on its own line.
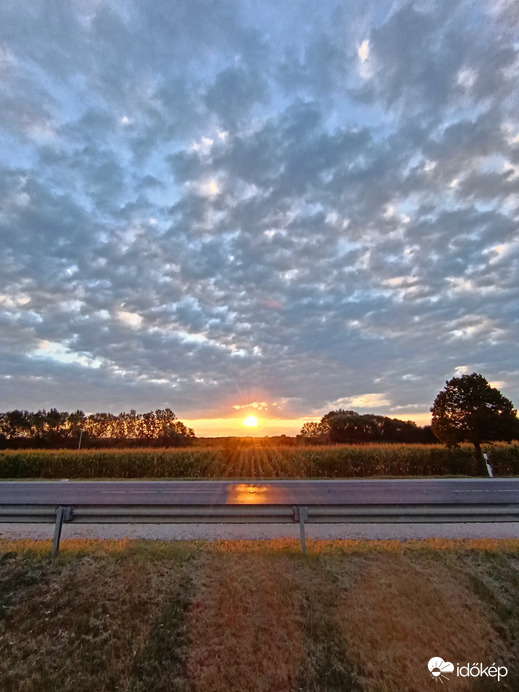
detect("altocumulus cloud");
top-left (0, 0), bottom-right (518, 427)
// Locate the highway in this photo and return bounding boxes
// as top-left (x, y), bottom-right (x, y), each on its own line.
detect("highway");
top-left (1, 478), bottom-right (518, 506)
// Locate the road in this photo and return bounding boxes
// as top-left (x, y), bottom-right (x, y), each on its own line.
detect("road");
top-left (0, 478), bottom-right (518, 506)
top-left (1, 479), bottom-right (518, 542)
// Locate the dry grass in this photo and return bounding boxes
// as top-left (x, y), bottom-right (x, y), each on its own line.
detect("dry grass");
top-left (0, 541), bottom-right (195, 692)
top-left (0, 539), bottom-right (518, 691)
top-left (338, 554), bottom-right (497, 691)
top-left (186, 552), bottom-right (303, 691)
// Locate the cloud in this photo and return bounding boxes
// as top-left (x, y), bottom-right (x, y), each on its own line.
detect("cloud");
top-left (232, 401), bottom-right (269, 411)
top-left (0, 1), bottom-right (518, 428)
top-left (205, 66), bottom-right (269, 128)
top-left (330, 394), bottom-right (391, 410)
top-left (116, 311), bottom-right (143, 329)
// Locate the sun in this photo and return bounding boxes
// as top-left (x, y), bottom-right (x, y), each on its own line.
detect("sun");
top-left (243, 415), bottom-right (259, 427)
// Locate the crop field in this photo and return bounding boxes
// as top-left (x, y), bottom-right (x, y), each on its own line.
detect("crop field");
top-left (0, 538), bottom-right (518, 691)
top-left (0, 440), bottom-right (518, 479)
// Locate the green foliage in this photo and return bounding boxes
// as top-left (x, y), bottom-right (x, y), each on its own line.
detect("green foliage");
top-left (299, 420), bottom-right (330, 443)
top-left (296, 444), bottom-right (480, 477)
top-left (0, 442), bottom-right (517, 479)
top-left (300, 410), bottom-right (435, 444)
top-left (0, 449), bottom-right (216, 479)
top-left (431, 373), bottom-right (519, 451)
top-left (0, 408), bottom-right (196, 448)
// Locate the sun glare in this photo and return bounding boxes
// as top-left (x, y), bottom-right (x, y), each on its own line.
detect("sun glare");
top-left (243, 415), bottom-right (259, 427)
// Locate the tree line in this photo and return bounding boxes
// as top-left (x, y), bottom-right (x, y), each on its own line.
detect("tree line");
top-left (299, 411), bottom-right (436, 444)
top-left (300, 373), bottom-right (519, 469)
top-left (0, 408), bottom-right (195, 449)
top-left (1, 373), bottom-right (517, 455)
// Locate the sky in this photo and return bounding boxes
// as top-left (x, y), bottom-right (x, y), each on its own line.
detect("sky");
top-left (1, 0), bottom-right (518, 437)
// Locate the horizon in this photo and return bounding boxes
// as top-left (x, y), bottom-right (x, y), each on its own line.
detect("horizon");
top-left (1, 1), bottom-right (518, 431)
top-left (184, 411), bottom-right (433, 437)
top-left (0, 406), bottom-right (433, 438)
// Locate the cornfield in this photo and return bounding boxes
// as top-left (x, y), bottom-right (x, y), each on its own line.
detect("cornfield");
top-left (0, 440), bottom-right (518, 479)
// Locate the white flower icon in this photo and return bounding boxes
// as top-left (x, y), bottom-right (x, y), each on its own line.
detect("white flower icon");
top-left (428, 657), bottom-right (454, 682)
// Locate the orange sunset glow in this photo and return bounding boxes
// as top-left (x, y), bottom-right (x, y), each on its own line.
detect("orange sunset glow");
top-left (180, 412), bottom-right (433, 438)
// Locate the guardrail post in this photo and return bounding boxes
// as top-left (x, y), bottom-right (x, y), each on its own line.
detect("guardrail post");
top-left (293, 506), bottom-right (308, 553)
top-left (52, 506), bottom-right (73, 557)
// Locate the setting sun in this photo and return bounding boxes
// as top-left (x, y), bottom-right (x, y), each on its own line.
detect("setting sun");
top-left (243, 415), bottom-right (259, 427)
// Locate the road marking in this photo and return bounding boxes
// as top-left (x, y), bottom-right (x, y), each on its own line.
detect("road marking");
top-left (454, 490), bottom-right (518, 493)
top-left (99, 490), bottom-right (225, 495)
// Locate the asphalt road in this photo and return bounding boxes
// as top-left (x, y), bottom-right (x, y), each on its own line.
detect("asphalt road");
top-left (1, 478), bottom-right (518, 506)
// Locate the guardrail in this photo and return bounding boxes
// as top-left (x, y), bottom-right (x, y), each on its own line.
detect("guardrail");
top-left (1, 502), bottom-right (518, 555)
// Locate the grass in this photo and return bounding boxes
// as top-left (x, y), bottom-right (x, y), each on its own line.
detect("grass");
top-left (1, 440), bottom-right (518, 479)
top-left (0, 538), bottom-right (518, 691)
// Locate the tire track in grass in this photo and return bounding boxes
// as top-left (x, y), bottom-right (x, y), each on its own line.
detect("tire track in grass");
top-left (186, 551), bottom-right (303, 692)
top-left (131, 573), bottom-right (194, 692)
top-left (0, 542), bottom-right (196, 692)
top-left (336, 552), bottom-right (500, 692)
top-left (294, 553), bottom-right (363, 691)
top-left (449, 550), bottom-right (519, 691)
top-left (0, 551), bottom-right (48, 626)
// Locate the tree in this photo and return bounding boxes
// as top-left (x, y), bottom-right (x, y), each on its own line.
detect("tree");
top-left (299, 420), bottom-right (330, 444)
top-left (160, 420), bottom-right (195, 447)
top-left (0, 410), bottom-right (33, 439)
top-left (0, 407), bottom-right (196, 448)
top-left (322, 410), bottom-right (377, 443)
top-left (430, 373), bottom-right (519, 466)
top-left (300, 410), bottom-right (435, 444)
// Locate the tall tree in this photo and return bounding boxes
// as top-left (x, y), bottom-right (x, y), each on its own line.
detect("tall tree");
top-left (431, 373), bottom-right (519, 467)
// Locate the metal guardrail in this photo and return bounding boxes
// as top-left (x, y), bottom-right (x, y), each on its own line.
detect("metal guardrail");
top-left (1, 502), bottom-right (518, 555)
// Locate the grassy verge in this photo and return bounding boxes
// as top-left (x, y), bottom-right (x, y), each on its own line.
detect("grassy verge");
top-left (1, 441), bottom-right (518, 479)
top-left (0, 538), bottom-right (518, 691)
